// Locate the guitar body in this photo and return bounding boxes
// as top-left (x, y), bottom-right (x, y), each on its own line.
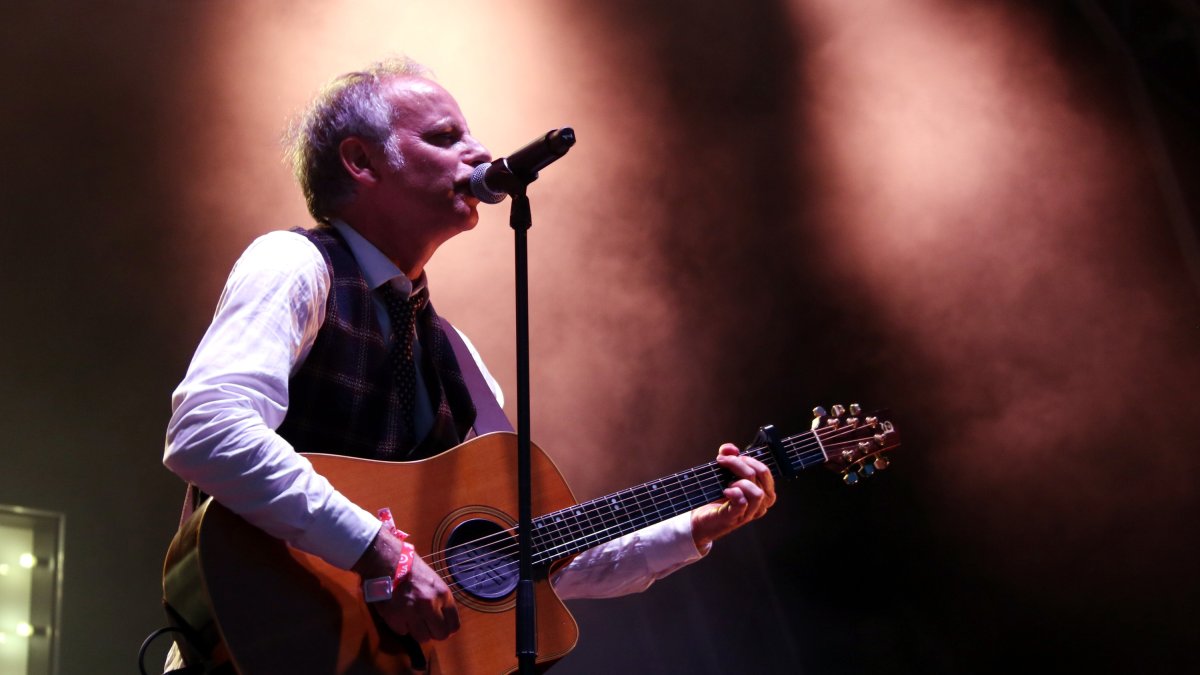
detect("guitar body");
top-left (163, 433), bottom-right (581, 675)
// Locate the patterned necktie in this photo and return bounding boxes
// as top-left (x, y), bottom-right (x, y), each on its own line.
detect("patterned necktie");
top-left (380, 283), bottom-right (429, 447)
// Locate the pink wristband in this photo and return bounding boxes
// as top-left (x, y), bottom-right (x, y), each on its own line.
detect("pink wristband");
top-left (377, 508), bottom-right (415, 583)
top-left (362, 508), bottom-right (416, 603)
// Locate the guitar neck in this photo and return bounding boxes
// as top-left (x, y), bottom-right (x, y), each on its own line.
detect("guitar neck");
top-left (529, 427), bottom-right (829, 567)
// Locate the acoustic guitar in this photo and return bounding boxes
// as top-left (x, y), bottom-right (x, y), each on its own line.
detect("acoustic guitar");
top-left (162, 404), bottom-right (898, 674)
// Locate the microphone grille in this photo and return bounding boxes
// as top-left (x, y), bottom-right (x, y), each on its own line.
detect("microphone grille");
top-left (469, 163), bottom-right (507, 204)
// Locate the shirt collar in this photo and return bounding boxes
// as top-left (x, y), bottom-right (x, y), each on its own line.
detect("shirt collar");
top-left (330, 219), bottom-right (423, 297)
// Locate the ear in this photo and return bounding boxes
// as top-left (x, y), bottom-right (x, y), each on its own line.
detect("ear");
top-left (338, 137), bottom-right (380, 187)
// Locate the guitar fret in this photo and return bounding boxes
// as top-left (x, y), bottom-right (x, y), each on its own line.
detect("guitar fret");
top-left (647, 480), bottom-right (667, 524)
top-left (571, 503), bottom-right (597, 552)
top-left (575, 504), bottom-right (600, 549)
top-left (530, 427), bottom-right (852, 567)
top-left (566, 506), bottom-right (584, 545)
top-left (536, 466), bottom-right (721, 565)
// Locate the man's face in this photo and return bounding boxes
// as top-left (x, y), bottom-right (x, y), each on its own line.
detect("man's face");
top-left (373, 77), bottom-right (491, 241)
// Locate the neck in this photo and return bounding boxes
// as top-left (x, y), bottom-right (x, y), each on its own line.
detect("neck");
top-left (528, 427), bottom-right (831, 567)
top-left (388, 245), bottom-right (433, 281)
top-left (334, 212), bottom-right (442, 281)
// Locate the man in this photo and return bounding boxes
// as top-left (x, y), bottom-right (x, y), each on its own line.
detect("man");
top-left (164, 58), bottom-right (774, 666)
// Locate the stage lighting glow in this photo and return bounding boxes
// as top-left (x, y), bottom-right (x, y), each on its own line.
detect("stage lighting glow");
top-left (791, 0), bottom-right (1200, 596)
top-left (15, 623), bottom-right (32, 638)
top-left (17, 553), bottom-right (36, 569)
top-left (176, 0), bottom-right (686, 496)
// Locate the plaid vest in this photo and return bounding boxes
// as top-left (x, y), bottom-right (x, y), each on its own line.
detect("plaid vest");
top-left (276, 226), bottom-right (477, 461)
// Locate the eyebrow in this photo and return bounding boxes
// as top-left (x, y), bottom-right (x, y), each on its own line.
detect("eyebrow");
top-left (425, 116), bottom-right (460, 131)
top-left (417, 115), bottom-right (453, 132)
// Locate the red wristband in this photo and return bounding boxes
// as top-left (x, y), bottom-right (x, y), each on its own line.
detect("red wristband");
top-left (377, 507), bottom-right (415, 576)
top-left (362, 507), bottom-right (416, 603)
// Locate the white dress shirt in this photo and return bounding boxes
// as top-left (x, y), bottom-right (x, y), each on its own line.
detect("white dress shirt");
top-left (164, 223), bottom-right (707, 600)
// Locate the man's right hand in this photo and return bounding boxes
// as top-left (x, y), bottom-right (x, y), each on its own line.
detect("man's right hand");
top-left (352, 524), bottom-right (461, 642)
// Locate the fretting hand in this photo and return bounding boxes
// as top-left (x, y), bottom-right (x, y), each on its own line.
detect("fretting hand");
top-left (690, 443), bottom-right (777, 549)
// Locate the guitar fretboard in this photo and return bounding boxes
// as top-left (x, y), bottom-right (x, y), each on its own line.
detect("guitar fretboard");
top-left (528, 427), bottom-right (829, 566)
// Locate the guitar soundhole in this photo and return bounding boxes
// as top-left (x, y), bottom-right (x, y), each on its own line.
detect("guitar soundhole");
top-left (445, 518), bottom-right (519, 601)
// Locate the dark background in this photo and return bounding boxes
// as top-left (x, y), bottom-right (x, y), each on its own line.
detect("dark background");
top-left (1, 1), bottom-right (1197, 673)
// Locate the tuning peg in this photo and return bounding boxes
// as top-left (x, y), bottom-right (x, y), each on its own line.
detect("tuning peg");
top-left (811, 406), bottom-right (827, 431)
top-left (858, 461), bottom-right (876, 478)
top-left (831, 404), bottom-right (846, 417)
top-left (842, 470), bottom-right (859, 486)
top-left (873, 455), bottom-right (890, 471)
top-left (849, 403), bottom-right (862, 416)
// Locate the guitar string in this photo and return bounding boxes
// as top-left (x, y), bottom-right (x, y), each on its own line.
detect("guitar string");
top-left (422, 423), bottom-right (888, 593)
top-left (424, 422), bottom-right (879, 588)
top-left (423, 443), bottom-right (792, 586)
top-left (423, 421), bottom-right (879, 586)
top-left (431, 430), bottom-right (880, 595)
top-left (429, 445), bottom-right (811, 593)
top-left (431, 427), bottom-right (887, 595)
top-left (420, 423), bottom-right (839, 574)
top-left (423, 418), bottom-right (884, 572)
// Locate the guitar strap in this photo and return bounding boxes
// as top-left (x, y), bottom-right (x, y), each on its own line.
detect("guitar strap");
top-left (178, 484), bottom-right (200, 529)
top-left (438, 317), bottom-right (514, 436)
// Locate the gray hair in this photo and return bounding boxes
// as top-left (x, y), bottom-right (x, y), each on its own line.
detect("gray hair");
top-left (286, 57), bottom-right (431, 222)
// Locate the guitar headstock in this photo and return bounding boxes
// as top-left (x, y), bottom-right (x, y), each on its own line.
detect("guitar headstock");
top-left (811, 403), bottom-right (900, 485)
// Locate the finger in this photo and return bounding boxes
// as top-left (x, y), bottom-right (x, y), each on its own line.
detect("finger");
top-left (732, 480), bottom-right (769, 521)
top-left (762, 477), bottom-right (778, 507)
top-left (428, 617), bottom-right (451, 641)
top-left (409, 622), bottom-right (432, 643)
top-left (386, 615), bottom-right (411, 638)
top-left (748, 478), bottom-right (777, 514)
top-left (748, 491), bottom-right (771, 519)
top-left (428, 592), bottom-right (459, 641)
top-left (723, 486), bottom-right (750, 509)
top-left (734, 478), bottom-right (765, 503)
top-left (443, 603), bottom-right (461, 635)
top-left (717, 443), bottom-right (740, 457)
top-left (717, 453), bottom-right (756, 480)
top-left (736, 456), bottom-right (772, 491)
top-left (743, 454), bottom-right (771, 478)
top-left (739, 456), bottom-right (776, 503)
top-left (384, 607), bottom-right (417, 638)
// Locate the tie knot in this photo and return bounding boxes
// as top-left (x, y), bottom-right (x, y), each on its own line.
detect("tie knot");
top-left (381, 284), bottom-right (428, 324)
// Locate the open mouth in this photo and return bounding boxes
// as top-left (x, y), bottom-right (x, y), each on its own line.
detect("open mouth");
top-left (453, 181), bottom-right (481, 206)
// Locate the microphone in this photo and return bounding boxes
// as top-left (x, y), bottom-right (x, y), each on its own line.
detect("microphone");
top-left (470, 127), bottom-right (576, 204)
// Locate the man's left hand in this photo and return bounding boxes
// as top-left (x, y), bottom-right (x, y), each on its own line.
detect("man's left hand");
top-left (691, 443), bottom-right (777, 549)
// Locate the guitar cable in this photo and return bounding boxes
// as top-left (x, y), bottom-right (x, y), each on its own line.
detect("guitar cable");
top-left (137, 626), bottom-right (203, 675)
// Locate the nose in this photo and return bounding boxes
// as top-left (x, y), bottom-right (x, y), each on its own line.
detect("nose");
top-left (463, 134), bottom-right (491, 166)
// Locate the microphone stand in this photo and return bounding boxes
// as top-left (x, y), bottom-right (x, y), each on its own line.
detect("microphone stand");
top-left (479, 127), bottom-right (574, 675)
top-left (509, 184), bottom-right (538, 675)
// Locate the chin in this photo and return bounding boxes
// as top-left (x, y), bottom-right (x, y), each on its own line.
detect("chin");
top-left (460, 207), bottom-right (480, 230)
top-left (442, 214), bottom-right (479, 241)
